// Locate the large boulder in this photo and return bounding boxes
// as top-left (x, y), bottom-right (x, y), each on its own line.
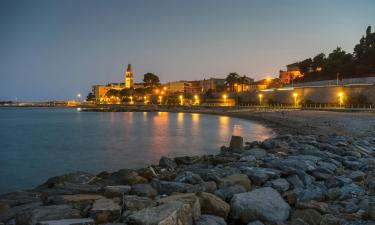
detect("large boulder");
top-left (15, 205), bottom-right (81, 225)
top-left (197, 192), bottom-right (230, 219)
top-left (230, 187), bottom-right (290, 223)
top-left (195, 214), bottom-right (227, 225)
top-left (130, 183), bottom-right (158, 198)
top-left (219, 174), bottom-right (251, 191)
top-left (38, 218), bottom-right (94, 225)
top-left (90, 197), bottom-right (121, 224)
top-left (123, 195), bottom-right (157, 211)
top-left (126, 200), bottom-right (198, 225)
top-left (150, 180), bottom-right (199, 195)
top-left (159, 157), bottom-right (178, 170)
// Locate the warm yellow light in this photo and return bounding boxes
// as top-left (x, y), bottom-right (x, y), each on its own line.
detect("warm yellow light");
top-left (144, 96), bottom-right (147, 100)
top-left (161, 91), bottom-right (165, 95)
top-left (194, 95), bottom-right (198, 99)
top-left (338, 92), bottom-right (343, 97)
top-left (258, 94), bottom-right (263, 98)
top-left (179, 95), bottom-right (183, 99)
top-left (222, 94), bottom-right (227, 99)
top-left (163, 87), bottom-right (167, 91)
top-left (155, 89), bottom-right (159, 94)
top-left (158, 96), bottom-right (162, 99)
top-left (293, 93), bottom-right (298, 98)
top-left (234, 83), bottom-right (238, 86)
top-left (266, 77), bottom-right (272, 82)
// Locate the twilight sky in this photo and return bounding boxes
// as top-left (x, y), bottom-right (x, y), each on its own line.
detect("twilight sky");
top-left (1, 0), bottom-right (374, 101)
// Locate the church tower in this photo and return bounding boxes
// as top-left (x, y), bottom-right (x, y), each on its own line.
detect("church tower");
top-left (125, 64), bottom-right (134, 88)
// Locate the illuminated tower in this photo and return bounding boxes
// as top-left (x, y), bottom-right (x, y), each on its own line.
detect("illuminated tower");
top-left (125, 64), bottom-right (134, 88)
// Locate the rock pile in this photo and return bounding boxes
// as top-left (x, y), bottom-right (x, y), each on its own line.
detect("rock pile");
top-left (1, 133), bottom-right (375, 225)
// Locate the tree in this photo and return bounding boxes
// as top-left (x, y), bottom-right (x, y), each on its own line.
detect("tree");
top-left (86, 92), bottom-right (95, 101)
top-left (105, 89), bottom-right (120, 97)
top-left (143, 73), bottom-right (160, 88)
top-left (225, 72), bottom-right (240, 92)
top-left (298, 58), bottom-right (313, 75)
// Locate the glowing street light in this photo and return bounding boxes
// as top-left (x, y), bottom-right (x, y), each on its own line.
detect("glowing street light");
top-left (155, 89), bottom-right (160, 94)
top-left (129, 96), bottom-right (133, 104)
top-left (143, 96), bottom-right (148, 104)
top-left (222, 94), bottom-right (227, 106)
top-left (293, 93), bottom-right (298, 107)
top-left (338, 92), bottom-right (344, 107)
top-left (163, 87), bottom-right (167, 91)
top-left (179, 95), bottom-right (184, 106)
top-left (258, 94), bottom-right (263, 106)
top-left (194, 95), bottom-right (199, 105)
top-left (158, 96), bottom-right (162, 104)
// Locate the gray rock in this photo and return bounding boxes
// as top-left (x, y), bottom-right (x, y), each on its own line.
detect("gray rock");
top-left (214, 184), bottom-right (246, 202)
top-left (197, 192), bottom-right (230, 219)
top-left (291, 209), bottom-right (322, 225)
top-left (130, 183), bottom-right (158, 198)
top-left (174, 156), bottom-right (201, 165)
top-left (103, 185), bottom-right (131, 198)
top-left (174, 171), bottom-right (204, 185)
top-left (319, 214), bottom-right (341, 225)
top-left (219, 174), bottom-right (251, 191)
top-left (159, 157), bottom-right (177, 170)
top-left (199, 181), bottom-right (217, 193)
top-left (0, 192), bottom-right (40, 207)
top-left (349, 171), bottom-right (365, 182)
top-left (46, 194), bottom-right (103, 206)
top-left (229, 136), bottom-right (243, 151)
top-left (15, 205), bottom-right (81, 225)
top-left (244, 148), bottom-right (267, 160)
top-left (0, 201), bottom-right (42, 223)
top-left (150, 180), bottom-right (199, 195)
top-left (241, 167), bottom-right (281, 185)
top-left (230, 187), bottom-right (290, 223)
top-left (90, 198), bottom-right (121, 224)
top-left (195, 215), bottom-right (226, 225)
top-left (123, 195), bottom-right (157, 211)
top-left (238, 155), bottom-right (257, 163)
top-left (247, 221), bottom-right (264, 225)
top-left (156, 193), bottom-right (201, 220)
top-left (126, 194), bottom-right (200, 225)
top-left (37, 218), bottom-right (94, 225)
top-left (265, 178), bottom-right (290, 193)
top-left (39, 172), bottom-right (95, 188)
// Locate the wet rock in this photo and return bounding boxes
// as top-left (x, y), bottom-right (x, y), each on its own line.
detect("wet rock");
top-left (214, 184), bottom-right (246, 202)
top-left (238, 155), bottom-right (257, 163)
top-left (39, 172), bottom-right (95, 189)
top-left (291, 209), bottom-right (322, 225)
top-left (137, 167), bottom-right (157, 181)
top-left (37, 218), bottom-right (94, 225)
top-left (123, 195), bottom-right (157, 211)
top-left (295, 200), bottom-right (331, 214)
top-left (241, 167), bottom-right (281, 185)
top-left (174, 171), bottom-right (204, 185)
top-left (212, 156), bottom-right (237, 165)
top-left (126, 194), bottom-right (200, 225)
top-left (229, 135), bottom-right (243, 151)
top-left (110, 170), bottom-right (147, 185)
top-left (349, 171), bottom-right (366, 182)
top-left (15, 205), bottom-right (81, 225)
top-left (103, 185), bottom-right (131, 198)
top-left (174, 156), bottom-right (201, 165)
top-left (219, 174), bottom-right (251, 191)
top-left (0, 192), bottom-right (40, 207)
top-left (197, 192), bottom-right (230, 219)
top-left (157, 193), bottom-right (201, 220)
top-left (319, 214), bottom-right (341, 225)
top-left (0, 201), bottom-right (42, 223)
top-left (159, 156), bottom-right (178, 170)
top-left (264, 178), bottom-right (290, 193)
top-left (150, 180), bottom-right (199, 195)
top-left (244, 148), bottom-right (267, 160)
top-left (130, 183), bottom-right (158, 198)
top-left (199, 181), bottom-right (217, 193)
top-left (195, 214), bottom-right (227, 225)
top-left (90, 197), bottom-right (121, 224)
top-left (230, 187), bottom-right (290, 223)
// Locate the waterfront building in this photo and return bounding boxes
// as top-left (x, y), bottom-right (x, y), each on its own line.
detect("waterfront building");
top-left (165, 81), bottom-right (188, 93)
top-left (279, 63), bottom-right (304, 84)
top-left (200, 78), bottom-right (225, 92)
top-left (233, 76), bottom-right (255, 92)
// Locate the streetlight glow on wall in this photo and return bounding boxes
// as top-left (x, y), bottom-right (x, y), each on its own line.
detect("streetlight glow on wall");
top-left (338, 92), bottom-right (344, 107)
top-left (222, 94), bottom-right (227, 106)
top-left (179, 95), bottom-right (183, 106)
top-left (144, 96), bottom-right (148, 104)
top-left (158, 96), bottom-right (162, 104)
top-left (194, 95), bottom-right (199, 105)
top-left (293, 93), bottom-right (298, 107)
top-left (258, 94), bottom-right (263, 106)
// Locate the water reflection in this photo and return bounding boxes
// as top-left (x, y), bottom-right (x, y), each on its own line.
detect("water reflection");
top-left (218, 116), bottom-right (229, 140)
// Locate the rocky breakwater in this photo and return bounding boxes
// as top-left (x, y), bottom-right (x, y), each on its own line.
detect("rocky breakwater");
top-left (1, 134), bottom-right (375, 225)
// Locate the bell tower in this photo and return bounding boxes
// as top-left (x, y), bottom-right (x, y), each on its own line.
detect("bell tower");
top-left (125, 64), bottom-right (134, 88)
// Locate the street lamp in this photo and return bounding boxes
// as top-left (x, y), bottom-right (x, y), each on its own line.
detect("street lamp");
top-left (338, 92), bottom-right (343, 107)
top-left (293, 93), bottom-right (298, 107)
top-left (77, 93), bottom-right (82, 102)
top-left (222, 94), bottom-right (227, 106)
top-left (179, 95), bottom-right (183, 106)
top-left (129, 96), bottom-right (133, 104)
top-left (144, 96), bottom-right (148, 104)
top-left (258, 94), bottom-right (263, 106)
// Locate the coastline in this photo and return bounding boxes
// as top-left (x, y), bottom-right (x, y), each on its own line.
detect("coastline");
top-left (1, 108), bottom-right (375, 225)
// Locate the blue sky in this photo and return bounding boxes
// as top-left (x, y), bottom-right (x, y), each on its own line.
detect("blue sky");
top-left (1, 0), bottom-right (374, 101)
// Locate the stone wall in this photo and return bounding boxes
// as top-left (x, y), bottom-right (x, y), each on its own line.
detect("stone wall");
top-left (235, 85), bottom-right (375, 104)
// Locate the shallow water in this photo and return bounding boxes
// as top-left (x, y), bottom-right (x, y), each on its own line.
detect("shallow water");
top-left (0, 107), bottom-right (272, 193)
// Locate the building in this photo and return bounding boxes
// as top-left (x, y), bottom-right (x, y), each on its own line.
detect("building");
top-left (200, 78), bottom-right (225, 92)
top-left (125, 64), bottom-right (134, 88)
top-left (233, 76), bottom-right (254, 92)
top-left (185, 80), bottom-right (202, 94)
top-left (279, 63), bottom-right (304, 84)
top-left (165, 81), bottom-right (188, 93)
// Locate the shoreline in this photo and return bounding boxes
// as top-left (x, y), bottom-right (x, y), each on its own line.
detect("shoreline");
top-left (1, 109), bottom-right (375, 225)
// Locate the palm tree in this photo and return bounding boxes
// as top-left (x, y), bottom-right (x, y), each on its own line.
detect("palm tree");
top-left (225, 72), bottom-right (240, 92)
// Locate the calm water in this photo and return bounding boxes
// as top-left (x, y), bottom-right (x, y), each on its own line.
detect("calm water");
top-left (0, 107), bottom-right (272, 193)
